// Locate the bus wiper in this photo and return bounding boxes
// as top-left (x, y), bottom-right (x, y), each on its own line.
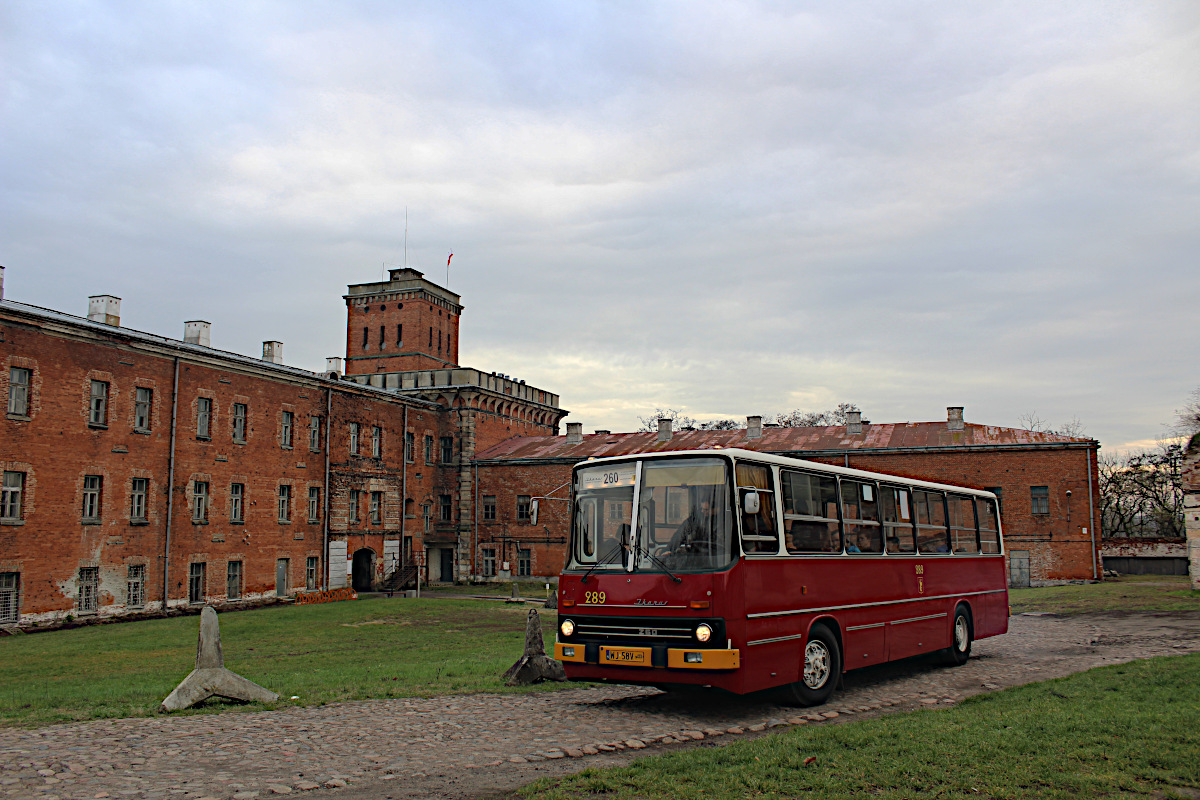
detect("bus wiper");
top-left (581, 540), bottom-right (627, 584)
top-left (635, 542), bottom-right (682, 583)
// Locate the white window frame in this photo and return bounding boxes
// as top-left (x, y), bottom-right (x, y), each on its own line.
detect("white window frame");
top-left (1, 471), bottom-right (25, 521)
top-left (89, 380), bottom-right (108, 426)
top-left (7, 367), bottom-right (31, 417)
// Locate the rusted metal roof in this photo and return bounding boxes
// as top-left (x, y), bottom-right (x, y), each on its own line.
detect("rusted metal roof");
top-left (475, 422), bottom-right (1096, 462)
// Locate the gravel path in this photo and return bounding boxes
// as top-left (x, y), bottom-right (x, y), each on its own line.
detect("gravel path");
top-left (2, 611), bottom-right (1198, 800)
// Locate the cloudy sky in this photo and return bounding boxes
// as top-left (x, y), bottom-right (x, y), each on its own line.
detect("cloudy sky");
top-left (3, 1), bottom-right (1197, 453)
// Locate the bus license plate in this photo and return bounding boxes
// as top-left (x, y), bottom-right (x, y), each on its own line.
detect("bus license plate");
top-left (603, 647), bottom-right (646, 664)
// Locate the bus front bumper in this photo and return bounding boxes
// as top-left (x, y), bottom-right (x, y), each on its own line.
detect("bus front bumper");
top-left (555, 642), bottom-right (740, 670)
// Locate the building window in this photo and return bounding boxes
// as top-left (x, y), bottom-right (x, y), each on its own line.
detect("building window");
top-left (349, 490), bottom-right (360, 523)
top-left (517, 495), bottom-right (532, 523)
top-left (404, 432), bottom-right (414, 462)
top-left (227, 561), bottom-right (243, 600)
top-left (428, 326), bottom-right (433, 347)
top-left (362, 326), bottom-right (369, 348)
top-left (1030, 486), bottom-right (1049, 516)
top-left (396, 324), bottom-right (403, 345)
top-left (89, 380), bottom-right (109, 426)
top-left (188, 563), bottom-right (206, 604)
top-left (7, 367), bottom-right (31, 417)
top-left (2, 471), bottom-right (26, 521)
top-left (0, 572), bottom-right (19, 623)
top-left (126, 565), bottom-right (145, 607)
top-left (370, 491), bottom-right (382, 524)
top-left (278, 485), bottom-right (292, 522)
top-left (349, 422), bottom-right (359, 454)
top-left (481, 547), bottom-right (496, 577)
top-left (134, 387), bottom-right (152, 431)
top-left (81, 475), bottom-right (103, 523)
top-left (379, 324), bottom-right (386, 350)
top-left (230, 483), bottom-right (244, 523)
top-left (985, 487), bottom-right (1004, 516)
top-left (308, 487), bottom-right (321, 522)
top-left (280, 411), bottom-right (294, 449)
top-left (232, 403), bottom-right (247, 443)
top-left (482, 495), bottom-right (496, 521)
top-left (306, 556), bottom-right (319, 591)
top-left (440, 436), bottom-right (453, 463)
top-left (439, 494), bottom-right (452, 522)
top-left (422, 502), bottom-right (431, 533)
top-left (130, 477), bottom-right (149, 523)
top-left (372, 426), bottom-right (383, 458)
top-left (424, 435), bottom-right (434, 463)
top-left (309, 415), bottom-right (322, 452)
top-left (192, 481), bottom-right (209, 522)
top-left (78, 567), bottom-right (99, 612)
top-left (197, 397), bottom-right (212, 439)
top-left (518, 548), bottom-right (532, 577)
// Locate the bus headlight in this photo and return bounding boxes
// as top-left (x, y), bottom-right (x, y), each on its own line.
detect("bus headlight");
top-left (560, 619), bottom-right (575, 638)
top-left (695, 623), bottom-right (713, 643)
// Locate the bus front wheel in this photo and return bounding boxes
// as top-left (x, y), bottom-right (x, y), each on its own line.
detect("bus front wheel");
top-left (782, 624), bottom-right (841, 707)
top-left (942, 605), bottom-right (973, 666)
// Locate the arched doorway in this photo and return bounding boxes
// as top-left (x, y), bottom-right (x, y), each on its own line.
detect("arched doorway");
top-left (351, 548), bottom-right (376, 592)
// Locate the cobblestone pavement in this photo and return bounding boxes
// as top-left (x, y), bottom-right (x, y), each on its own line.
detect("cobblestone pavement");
top-left (2, 611), bottom-right (1198, 800)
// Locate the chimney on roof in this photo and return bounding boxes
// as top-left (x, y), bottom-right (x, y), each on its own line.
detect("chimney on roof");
top-left (566, 422), bottom-right (583, 445)
top-left (183, 320), bottom-right (211, 347)
top-left (746, 415), bottom-right (763, 440)
top-left (947, 406), bottom-right (965, 431)
top-left (594, 429), bottom-right (610, 435)
top-left (847, 410), bottom-right (863, 435)
top-left (262, 341), bottom-right (283, 364)
top-left (87, 295), bottom-right (121, 326)
top-left (326, 357), bottom-right (343, 375)
top-left (657, 417), bottom-right (673, 443)
top-left (0, 266), bottom-right (5, 300)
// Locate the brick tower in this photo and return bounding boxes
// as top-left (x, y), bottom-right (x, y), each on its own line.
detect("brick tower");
top-left (343, 268), bottom-right (462, 376)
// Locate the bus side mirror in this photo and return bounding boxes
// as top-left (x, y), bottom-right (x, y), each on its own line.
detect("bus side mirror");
top-left (743, 492), bottom-right (760, 515)
top-left (530, 498), bottom-right (539, 526)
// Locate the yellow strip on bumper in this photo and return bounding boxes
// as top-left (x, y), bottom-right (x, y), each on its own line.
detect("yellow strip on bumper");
top-left (667, 648), bottom-right (740, 669)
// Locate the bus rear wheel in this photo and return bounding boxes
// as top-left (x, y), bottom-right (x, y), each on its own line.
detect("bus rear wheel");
top-left (781, 623), bottom-right (841, 707)
top-left (942, 605), bottom-right (973, 666)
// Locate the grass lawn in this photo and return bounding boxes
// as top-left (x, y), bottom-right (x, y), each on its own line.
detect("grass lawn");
top-left (520, 653), bottom-right (1200, 800)
top-left (1010, 574), bottom-right (1200, 615)
top-left (0, 596), bottom-right (559, 728)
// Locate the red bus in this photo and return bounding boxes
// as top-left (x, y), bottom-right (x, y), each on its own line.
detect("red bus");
top-left (554, 448), bottom-right (1007, 705)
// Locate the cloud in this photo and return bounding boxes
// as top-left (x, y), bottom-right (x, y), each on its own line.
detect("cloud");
top-left (2, 0), bottom-right (1198, 452)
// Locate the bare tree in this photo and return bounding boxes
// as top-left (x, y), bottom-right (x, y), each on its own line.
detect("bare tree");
top-left (769, 402), bottom-right (860, 428)
top-left (636, 408), bottom-right (697, 433)
top-left (1017, 411), bottom-right (1087, 438)
top-left (1175, 387), bottom-right (1200, 439)
top-left (1100, 440), bottom-right (1184, 538)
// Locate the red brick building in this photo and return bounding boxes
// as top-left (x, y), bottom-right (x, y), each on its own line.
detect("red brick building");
top-left (0, 263), bottom-right (1101, 627)
top-left (472, 412), bottom-right (1102, 588)
top-left (0, 265), bottom-right (566, 625)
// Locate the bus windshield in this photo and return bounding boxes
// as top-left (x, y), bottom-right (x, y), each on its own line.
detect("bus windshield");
top-left (570, 457), bottom-right (735, 573)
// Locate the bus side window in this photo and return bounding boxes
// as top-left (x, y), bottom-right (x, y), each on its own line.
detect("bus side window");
top-left (881, 486), bottom-right (916, 553)
top-left (736, 463), bottom-right (779, 554)
top-left (842, 480), bottom-right (882, 553)
top-left (978, 498), bottom-right (1001, 553)
top-left (947, 495), bottom-right (979, 553)
top-left (781, 470), bottom-right (842, 554)
top-left (578, 498), bottom-right (597, 560)
top-left (914, 491), bottom-right (950, 553)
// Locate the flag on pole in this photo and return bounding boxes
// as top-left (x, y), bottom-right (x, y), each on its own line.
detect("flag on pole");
top-left (447, 251), bottom-right (453, 267)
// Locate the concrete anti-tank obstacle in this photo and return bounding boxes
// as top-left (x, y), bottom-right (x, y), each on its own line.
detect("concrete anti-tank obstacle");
top-left (502, 608), bottom-right (566, 685)
top-left (161, 605), bottom-right (279, 712)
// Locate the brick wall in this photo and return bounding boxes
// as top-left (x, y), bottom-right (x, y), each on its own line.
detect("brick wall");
top-left (0, 306), bottom-right (434, 625)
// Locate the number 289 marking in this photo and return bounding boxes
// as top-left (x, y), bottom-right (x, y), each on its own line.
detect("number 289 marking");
top-left (585, 591), bottom-right (606, 604)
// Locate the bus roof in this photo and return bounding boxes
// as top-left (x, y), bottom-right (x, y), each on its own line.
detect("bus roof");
top-left (574, 448), bottom-right (999, 499)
